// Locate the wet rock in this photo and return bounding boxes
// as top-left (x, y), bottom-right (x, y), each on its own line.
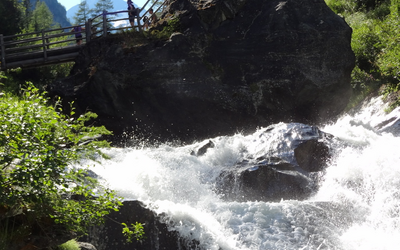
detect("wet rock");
top-left (217, 123), bottom-right (332, 202)
top-left (191, 140), bottom-right (215, 156)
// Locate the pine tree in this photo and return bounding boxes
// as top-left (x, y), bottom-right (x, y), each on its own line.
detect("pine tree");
top-left (22, 0), bottom-right (33, 29)
top-left (92, 0), bottom-right (113, 16)
top-left (74, 0), bottom-right (91, 25)
top-left (29, 1), bottom-right (55, 32)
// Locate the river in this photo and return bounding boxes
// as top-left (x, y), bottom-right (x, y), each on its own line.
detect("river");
top-left (86, 96), bottom-right (400, 250)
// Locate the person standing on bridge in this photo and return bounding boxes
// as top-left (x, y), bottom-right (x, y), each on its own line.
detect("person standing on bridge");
top-left (149, 8), bottom-right (158, 24)
top-left (143, 8), bottom-right (158, 30)
top-left (71, 25), bottom-right (85, 45)
top-left (127, 0), bottom-right (138, 28)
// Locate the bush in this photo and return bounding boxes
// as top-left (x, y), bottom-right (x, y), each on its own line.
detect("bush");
top-left (325, 0), bottom-right (400, 108)
top-left (0, 83), bottom-right (121, 249)
top-left (57, 239), bottom-right (80, 250)
top-left (1, 63), bottom-right (74, 95)
top-left (347, 12), bottom-right (382, 75)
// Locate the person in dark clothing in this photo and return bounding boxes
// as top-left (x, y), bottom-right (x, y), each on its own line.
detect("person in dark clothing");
top-left (144, 8), bottom-right (157, 30)
top-left (149, 8), bottom-right (158, 24)
top-left (71, 26), bottom-right (85, 45)
top-left (127, 0), bottom-right (137, 28)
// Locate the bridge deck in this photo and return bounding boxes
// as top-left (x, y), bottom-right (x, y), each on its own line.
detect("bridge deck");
top-left (5, 46), bottom-right (81, 69)
top-left (0, 0), bottom-right (165, 71)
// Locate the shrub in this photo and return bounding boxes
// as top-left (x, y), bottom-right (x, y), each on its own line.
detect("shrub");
top-left (57, 239), bottom-right (80, 250)
top-left (347, 12), bottom-right (382, 75)
top-left (0, 82), bottom-right (121, 249)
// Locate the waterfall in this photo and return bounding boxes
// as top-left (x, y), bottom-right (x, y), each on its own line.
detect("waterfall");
top-left (84, 96), bottom-right (400, 250)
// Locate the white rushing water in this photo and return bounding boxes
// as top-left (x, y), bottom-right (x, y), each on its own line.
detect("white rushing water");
top-left (85, 96), bottom-right (400, 250)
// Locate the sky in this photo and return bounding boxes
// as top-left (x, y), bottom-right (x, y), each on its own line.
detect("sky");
top-left (58, 0), bottom-right (147, 11)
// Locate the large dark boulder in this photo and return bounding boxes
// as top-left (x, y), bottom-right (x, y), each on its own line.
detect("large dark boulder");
top-left (216, 123), bottom-right (332, 202)
top-left (49, 0), bottom-right (354, 143)
top-left (81, 200), bottom-right (197, 250)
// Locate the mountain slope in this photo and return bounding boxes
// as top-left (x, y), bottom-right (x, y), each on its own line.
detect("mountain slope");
top-left (40, 0), bottom-right (71, 27)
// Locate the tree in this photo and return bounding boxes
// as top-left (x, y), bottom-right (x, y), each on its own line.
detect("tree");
top-left (74, 0), bottom-right (92, 25)
top-left (93, 0), bottom-right (113, 16)
top-left (0, 83), bottom-right (122, 249)
top-left (29, 1), bottom-right (56, 32)
top-left (0, 0), bottom-right (24, 36)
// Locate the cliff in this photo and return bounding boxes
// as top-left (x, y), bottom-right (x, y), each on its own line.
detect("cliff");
top-left (49, 0), bottom-right (355, 144)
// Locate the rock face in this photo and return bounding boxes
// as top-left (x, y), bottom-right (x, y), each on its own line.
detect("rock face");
top-left (49, 0), bottom-right (354, 143)
top-left (217, 123), bottom-right (331, 202)
top-left (81, 200), bottom-right (197, 250)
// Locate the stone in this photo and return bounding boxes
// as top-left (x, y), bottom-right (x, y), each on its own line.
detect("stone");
top-left (77, 242), bottom-right (97, 250)
top-left (49, 0), bottom-right (354, 144)
top-left (191, 140), bottom-right (215, 156)
top-left (216, 123), bottom-right (332, 202)
top-left (81, 200), bottom-right (197, 250)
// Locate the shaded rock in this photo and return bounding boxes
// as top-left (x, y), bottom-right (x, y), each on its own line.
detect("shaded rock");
top-left (190, 140), bottom-right (215, 156)
top-left (81, 200), bottom-right (197, 250)
top-left (0, 212), bottom-right (75, 250)
top-left (77, 242), bottom-right (97, 250)
top-left (216, 123), bottom-right (332, 202)
top-left (294, 139), bottom-right (330, 172)
top-left (49, 0), bottom-right (354, 144)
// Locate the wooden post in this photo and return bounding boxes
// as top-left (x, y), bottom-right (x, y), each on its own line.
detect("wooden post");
top-left (102, 10), bottom-right (108, 37)
top-left (46, 37), bottom-right (50, 49)
top-left (0, 34), bottom-right (5, 70)
top-left (85, 19), bottom-right (91, 43)
top-left (138, 15), bottom-right (142, 32)
top-left (42, 30), bottom-right (47, 62)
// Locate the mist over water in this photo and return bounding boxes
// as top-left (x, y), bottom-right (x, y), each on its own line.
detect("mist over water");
top-left (86, 96), bottom-right (400, 250)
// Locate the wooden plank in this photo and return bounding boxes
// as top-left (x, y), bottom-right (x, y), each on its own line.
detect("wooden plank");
top-left (6, 43), bottom-right (47, 53)
top-left (3, 30), bottom-right (42, 40)
top-left (5, 52), bottom-right (79, 69)
top-left (4, 36), bottom-right (43, 46)
top-left (6, 46), bottom-right (80, 60)
top-left (42, 30), bottom-right (47, 61)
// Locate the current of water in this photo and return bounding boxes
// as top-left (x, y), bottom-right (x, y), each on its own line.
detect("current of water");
top-left (82, 96), bottom-right (400, 250)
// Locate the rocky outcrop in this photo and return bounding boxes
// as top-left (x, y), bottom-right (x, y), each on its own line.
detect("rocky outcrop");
top-left (81, 200), bottom-right (197, 250)
top-left (217, 123), bottom-right (331, 202)
top-left (49, 0), bottom-right (354, 143)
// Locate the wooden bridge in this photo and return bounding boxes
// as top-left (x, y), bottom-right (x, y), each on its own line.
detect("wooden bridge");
top-left (0, 0), bottom-right (165, 71)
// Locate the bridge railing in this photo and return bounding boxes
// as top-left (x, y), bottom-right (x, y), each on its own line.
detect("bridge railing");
top-left (0, 0), bottom-right (166, 70)
top-left (0, 24), bottom-right (88, 70)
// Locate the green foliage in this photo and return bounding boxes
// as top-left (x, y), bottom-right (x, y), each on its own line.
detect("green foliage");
top-left (325, 0), bottom-right (358, 14)
top-left (56, 239), bottom-right (80, 250)
top-left (347, 13), bottom-right (382, 74)
top-left (0, 82), bottom-right (122, 249)
top-left (148, 18), bottom-right (181, 40)
top-left (1, 63), bottom-right (75, 95)
top-left (325, 0), bottom-right (400, 108)
top-left (375, 1), bottom-right (400, 82)
top-left (93, 0), bottom-right (114, 16)
top-left (74, 0), bottom-right (92, 25)
top-left (122, 222), bottom-right (145, 243)
top-left (381, 83), bottom-right (400, 109)
top-left (0, 0), bottom-right (24, 36)
top-left (41, 0), bottom-right (72, 27)
top-left (29, 1), bottom-right (56, 32)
